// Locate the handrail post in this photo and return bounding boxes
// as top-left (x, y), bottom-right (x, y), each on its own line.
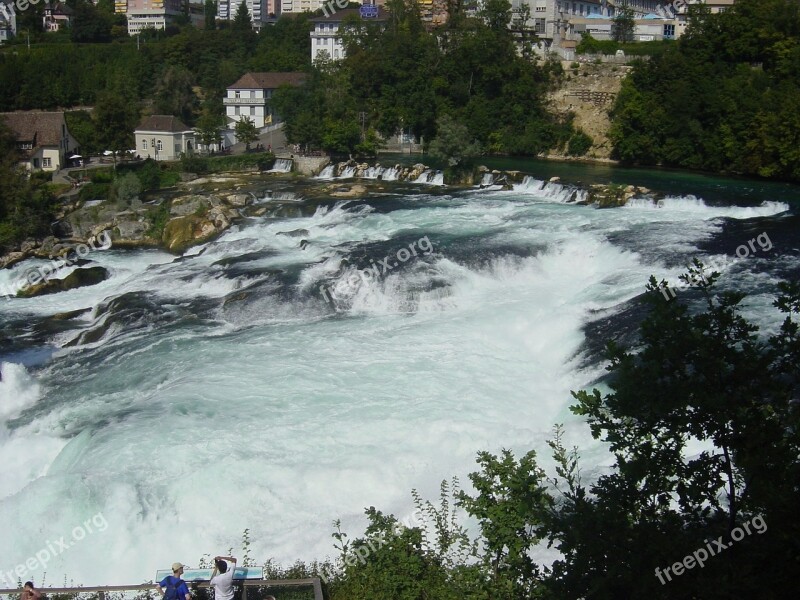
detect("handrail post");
top-left (312, 577), bottom-right (323, 600)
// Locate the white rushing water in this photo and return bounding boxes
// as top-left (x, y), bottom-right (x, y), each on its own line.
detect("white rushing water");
top-left (268, 159), bottom-right (293, 173)
top-left (0, 183), bottom-right (792, 586)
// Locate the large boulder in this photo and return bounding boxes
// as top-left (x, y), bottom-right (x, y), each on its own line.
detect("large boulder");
top-left (18, 266), bottom-right (110, 298)
top-left (162, 215), bottom-right (219, 254)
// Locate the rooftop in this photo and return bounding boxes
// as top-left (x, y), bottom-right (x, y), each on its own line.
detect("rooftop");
top-left (310, 7), bottom-right (389, 23)
top-left (136, 115), bottom-right (192, 133)
top-left (0, 111), bottom-right (69, 148)
top-left (228, 72), bottom-right (307, 90)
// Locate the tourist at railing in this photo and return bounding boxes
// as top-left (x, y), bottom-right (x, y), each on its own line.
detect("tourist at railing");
top-left (157, 563), bottom-right (191, 600)
top-left (210, 556), bottom-right (237, 600)
top-left (22, 582), bottom-right (42, 600)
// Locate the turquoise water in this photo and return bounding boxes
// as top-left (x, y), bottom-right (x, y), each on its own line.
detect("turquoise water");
top-left (0, 166), bottom-right (796, 585)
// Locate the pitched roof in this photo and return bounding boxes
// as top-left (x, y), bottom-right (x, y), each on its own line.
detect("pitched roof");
top-left (0, 111), bottom-right (68, 147)
top-left (227, 72), bottom-right (307, 90)
top-left (310, 7), bottom-right (389, 22)
top-left (136, 115), bottom-right (192, 133)
top-left (52, 2), bottom-right (74, 16)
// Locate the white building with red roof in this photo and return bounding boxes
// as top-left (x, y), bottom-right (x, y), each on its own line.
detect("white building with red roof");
top-left (224, 72), bottom-right (306, 129)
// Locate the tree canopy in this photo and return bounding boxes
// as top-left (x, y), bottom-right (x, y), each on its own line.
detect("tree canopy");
top-left (610, 0), bottom-right (800, 181)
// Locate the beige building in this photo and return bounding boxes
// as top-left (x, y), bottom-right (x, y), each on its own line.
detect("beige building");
top-left (225, 72), bottom-right (306, 129)
top-left (310, 6), bottom-right (388, 62)
top-left (117, 0), bottom-right (204, 35)
top-left (0, 111), bottom-right (78, 172)
top-left (135, 115), bottom-right (196, 161)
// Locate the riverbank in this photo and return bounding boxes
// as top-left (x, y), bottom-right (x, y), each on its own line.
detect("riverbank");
top-left (2, 156), bottom-right (798, 300)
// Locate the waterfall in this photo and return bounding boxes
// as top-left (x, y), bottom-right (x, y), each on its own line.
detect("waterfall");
top-left (317, 165), bottom-right (335, 179)
top-left (430, 172), bottom-right (445, 186)
top-left (339, 166), bottom-right (356, 179)
top-left (481, 173), bottom-right (495, 186)
top-left (269, 159), bottom-right (293, 173)
top-left (383, 167), bottom-right (399, 181)
top-left (414, 170), bottom-right (432, 184)
top-left (363, 166), bottom-right (385, 179)
top-left (515, 176), bottom-right (580, 203)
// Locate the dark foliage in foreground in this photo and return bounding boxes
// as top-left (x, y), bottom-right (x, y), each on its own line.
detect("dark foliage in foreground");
top-left (301, 269), bottom-right (800, 599)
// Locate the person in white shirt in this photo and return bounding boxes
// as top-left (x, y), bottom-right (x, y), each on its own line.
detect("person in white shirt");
top-left (209, 556), bottom-right (237, 600)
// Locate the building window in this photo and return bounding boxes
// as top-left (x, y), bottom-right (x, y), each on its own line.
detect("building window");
top-left (143, 139), bottom-right (148, 150)
top-left (235, 91), bottom-right (241, 99)
top-left (664, 24), bottom-right (675, 37)
top-left (33, 158), bottom-right (40, 168)
top-left (157, 140), bottom-right (163, 151)
top-left (43, 157), bottom-right (51, 168)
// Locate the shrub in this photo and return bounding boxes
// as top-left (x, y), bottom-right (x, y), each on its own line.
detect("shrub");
top-left (78, 182), bottom-right (111, 202)
top-left (137, 159), bottom-right (161, 191)
top-left (567, 129), bottom-right (594, 156)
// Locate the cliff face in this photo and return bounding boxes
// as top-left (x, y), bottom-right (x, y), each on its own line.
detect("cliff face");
top-left (547, 61), bottom-right (632, 160)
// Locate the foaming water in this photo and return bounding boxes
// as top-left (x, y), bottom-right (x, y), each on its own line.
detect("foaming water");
top-left (0, 182), bottom-right (795, 585)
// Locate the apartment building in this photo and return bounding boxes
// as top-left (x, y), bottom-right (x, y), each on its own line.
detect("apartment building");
top-left (117, 0), bottom-right (204, 35)
top-left (217, 0), bottom-right (274, 25)
top-left (282, 0), bottom-right (385, 14)
top-left (310, 6), bottom-right (388, 62)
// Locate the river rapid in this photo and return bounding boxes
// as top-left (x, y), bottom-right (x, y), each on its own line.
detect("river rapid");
top-left (0, 164), bottom-right (797, 585)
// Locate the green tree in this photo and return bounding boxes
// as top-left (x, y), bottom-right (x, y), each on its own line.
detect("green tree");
top-left (93, 92), bottom-right (138, 170)
top-left (196, 103), bottom-right (225, 153)
top-left (71, 0), bottom-right (113, 43)
top-left (232, 0), bottom-right (252, 31)
top-left (612, 2), bottom-right (635, 43)
top-left (112, 172), bottom-right (142, 207)
top-left (136, 159), bottom-right (162, 191)
top-left (154, 66), bottom-right (199, 125)
top-left (234, 116), bottom-right (259, 150)
top-left (553, 269), bottom-right (800, 599)
top-left (458, 450), bottom-right (551, 598)
top-left (205, 0), bottom-right (217, 30)
top-left (429, 115), bottom-right (482, 167)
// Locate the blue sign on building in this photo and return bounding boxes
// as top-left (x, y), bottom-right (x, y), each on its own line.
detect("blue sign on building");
top-left (360, 4), bottom-right (379, 18)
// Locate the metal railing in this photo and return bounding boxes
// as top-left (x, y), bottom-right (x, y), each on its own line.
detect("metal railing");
top-left (0, 579), bottom-right (322, 600)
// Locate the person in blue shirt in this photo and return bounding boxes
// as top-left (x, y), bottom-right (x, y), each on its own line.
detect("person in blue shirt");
top-left (157, 563), bottom-right (191, 600)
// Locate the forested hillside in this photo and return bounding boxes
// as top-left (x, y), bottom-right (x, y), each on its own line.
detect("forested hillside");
top-left (271, 0), bottom-right (585, 158)
top-left (610, 0), bottom-right (800, 180)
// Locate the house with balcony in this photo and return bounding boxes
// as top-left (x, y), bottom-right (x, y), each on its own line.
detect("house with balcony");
top-left (0, 111), bottom-right (79, 172)
top-left (217, 0), bottom-right (270, 29)
top-left (224, 72), bottom-right (306, 129)
top-left (43, 2), bottom-right (74, 32)
top-left (117, 0), bottom-right (204, 35)
top-left (310, 5), bottom-right (388, 63)
top-left (134, 115), bottom-right (196, 161)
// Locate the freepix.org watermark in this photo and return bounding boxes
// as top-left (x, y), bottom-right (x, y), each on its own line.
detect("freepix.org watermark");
top-left (0, 0), bottom-right (43, 22)
top-left (319, 235), bottom-right (434, 306)
top-left (1, 230), bottom-right (112, 300)
top-left (317, 509), bottom-right (426, 584)
top-left (659, 231), bottom-right (773, 301)
top-left (654, 514), bottom-right (767, 585)
top-left (0, 512), bottom-right (109, 587)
